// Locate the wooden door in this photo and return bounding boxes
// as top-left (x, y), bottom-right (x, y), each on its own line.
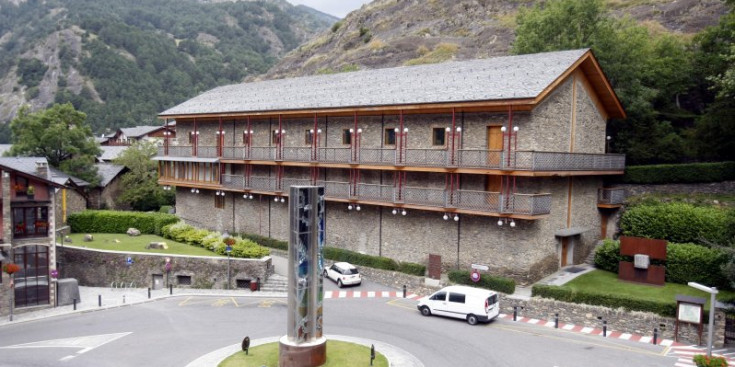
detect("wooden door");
top-left (486, 126), bottom-right (503, 192)
top-left (561, 237), bottom-right (569, 267)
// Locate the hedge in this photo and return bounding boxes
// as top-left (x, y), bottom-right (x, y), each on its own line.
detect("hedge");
top-left (68, 210), bottom-right (179, 236)
top-left (448, 270), bottom-right (516, 294)
top-left (621, 202), bottom-right (735, 246)
top-left (237, 232), bottom-right (427, 276)
top-left (622, 161), bottom-right (735, 184)
top-left (532, 284), bottom-right (677, 317)
top-left (160, 221), bottom-right (269, 259)
top-left (594, 240), bottom-right (730, 289)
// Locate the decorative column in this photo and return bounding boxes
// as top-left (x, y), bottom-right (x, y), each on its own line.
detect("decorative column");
top-left (279, 186), bottom-right (326, 367)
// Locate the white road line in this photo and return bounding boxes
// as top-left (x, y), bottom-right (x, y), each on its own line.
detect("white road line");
top-left (381, 291), bottom-right (390, 298)
top-left (338, 291), bottom-right (347, 298)
top-left (562, 324), bottom-right (575, 330)
top-left (367, 291), bottom-right (375, 298)
top-left (544, 321), bottom-right (555, 327)
top-left (639, 336), bottom-right (652, 343)
top-left (59, 356), bottom-right (75, 362)
top-left (527, 319), bottom-right (540, 324)
top-left (618, 333), bottom-right (632, 340)
top-left (580, 327), bottom-right (593, 334)
top-left (353, 291), bottom-right (362, 298)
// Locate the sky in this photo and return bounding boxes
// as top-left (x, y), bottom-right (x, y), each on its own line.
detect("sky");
top-left (286, 0), bottom-right (372, 18)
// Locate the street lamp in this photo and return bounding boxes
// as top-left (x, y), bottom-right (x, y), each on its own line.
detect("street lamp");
top-left (606, 135), bottom-right (612, 153)
top-left (224, 231), bottom-right (232, 290)
top-left (688, 281), bottom-right (718, 356)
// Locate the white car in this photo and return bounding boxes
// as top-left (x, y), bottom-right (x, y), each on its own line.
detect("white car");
top-left (323, 262), bottom-right (361, 288)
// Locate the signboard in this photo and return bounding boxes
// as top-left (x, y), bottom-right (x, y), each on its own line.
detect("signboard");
top-left (126, 257), bottom-right (133, 266)
top-left (678, 303), bottom-right (702, 324)
top-left (471, 264), bottom-right (489, 271)
top-left (226, 245), bottom-right (232, 254)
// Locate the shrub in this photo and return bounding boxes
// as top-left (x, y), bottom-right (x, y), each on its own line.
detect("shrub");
top-left (621, 203), bottom-right (734, 245)
top-left (159, 205), bottom-right (172, 213)
top-left (68, 210), bottom-right (178, 236)
top-left (622, 162), bottom-right (735, 184)
top-left (240, 233), bottom-right (288, 251)
top-left (398, 262), bottom-right (426, 276)
top-left (594, 240), bottom-right (730, 288)
top-left (448, 270), bottom-right (516, 294)
top-left (532, 284), bottom-right (677, 317)
top-left (324, 247), bottom-right (399, 271)
top-left (593, 239), bottom-right (625, 273)
top-left (693, 355), bottom-right (728, 367)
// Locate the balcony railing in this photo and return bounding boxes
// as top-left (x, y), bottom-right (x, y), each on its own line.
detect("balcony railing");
top-left (198, 175), bottom-right (552, 216)
top-left (598, 187), bottom-right (626, 205)
top-left (159, 145), bottom-right (625, 172)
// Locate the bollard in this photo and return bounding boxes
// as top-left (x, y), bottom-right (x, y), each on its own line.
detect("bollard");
top-left (148, 288), bottom-right (151, 299)
top-left (73, 298), bottom-right (77, 311)
top-left (98, 294), bottom-right (102, 307)
top-left (554, 313), bottom-right (559, 329)
top-left (653, 328), bottom-right (658, 345)
top-left (403, 285), bottom-right (407, 298)
top-left (602, 320), bottom-right (607, 337)
top-left (513, 306), bottom-right (518, 321)
top-left (169, 284), bottom-right (173, 295)
top-left (370, 344), bottom-right (375, 366)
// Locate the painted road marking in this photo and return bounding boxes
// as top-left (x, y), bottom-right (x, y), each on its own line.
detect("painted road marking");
top-left (0, 332), bottom-right (132, 362)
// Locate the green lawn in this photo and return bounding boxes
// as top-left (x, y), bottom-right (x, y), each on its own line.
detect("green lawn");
top-left (562, 270), bottom-right (735, 310)
top-left (219, 340), bottom-right (388, 367)
top-left (64, 233), bottom-right (224, 257)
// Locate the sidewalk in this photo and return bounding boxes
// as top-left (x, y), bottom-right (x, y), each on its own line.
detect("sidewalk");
top-left (0, 285), bottom-right (285, 327)
top-left (509, 263), bottom-right (596, 300)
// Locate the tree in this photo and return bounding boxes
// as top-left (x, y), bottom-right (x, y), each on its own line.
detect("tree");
top-left (7, 103), bottom-right (101, 185)
top-left (513, 0), bottom-right (695, 164)
top-left (113, 140), bottom-right (174, 211)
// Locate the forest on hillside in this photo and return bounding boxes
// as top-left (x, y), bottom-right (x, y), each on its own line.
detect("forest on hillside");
top-left (0, 0), bottom-right (334, 136)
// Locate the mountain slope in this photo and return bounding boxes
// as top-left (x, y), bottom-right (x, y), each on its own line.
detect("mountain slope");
top-left (263, 0), bottom-right (729, 79)
top-left (0, 0), bottom-right (337, 136)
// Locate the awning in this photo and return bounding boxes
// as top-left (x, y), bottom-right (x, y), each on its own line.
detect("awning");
top-left (153, 156), bottom-right (219, 163)
top-left (554, 227), bottom-right (590, 237)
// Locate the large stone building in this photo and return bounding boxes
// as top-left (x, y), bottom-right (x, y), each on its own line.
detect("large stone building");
top-left (155, 49), bottom-right (626, 283)
top-left (1, 157), bottom-right (62, 317)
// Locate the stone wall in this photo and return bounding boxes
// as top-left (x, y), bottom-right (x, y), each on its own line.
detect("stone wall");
top-left (57, 246), bottom-right (271, 290)
top-left (502, 296), bottom-right (727, 348)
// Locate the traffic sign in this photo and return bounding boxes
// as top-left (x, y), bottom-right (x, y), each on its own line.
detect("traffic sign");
top-left (470, 270), bottom-right (481, 283)
top-left (471, 264), bottom-right (489, 271)
top-left (126, 257), bottom-right (133, 266)
top-left (226, 245), bottom-right (232, 253)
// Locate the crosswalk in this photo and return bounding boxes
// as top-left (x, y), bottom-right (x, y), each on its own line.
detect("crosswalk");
top-left (668, 345), bottom-right (735, 367)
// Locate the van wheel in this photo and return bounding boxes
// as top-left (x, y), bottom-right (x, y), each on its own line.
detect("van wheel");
top-left (420, 306), bottom-right (431, 316)
top-left (467, 314), bottom-right (478, 325)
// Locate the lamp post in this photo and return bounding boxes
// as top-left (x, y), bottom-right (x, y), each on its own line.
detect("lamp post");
top-left (606, 135), bottom-right (612, 153)
top-left (688, 281), bottom-right (718, 356)
top-left (224, 231), bottom-right (233, 290)
top-left (394, 127), bottom-right (408, 164)
top-left (163, 130), bottom-right (172, 156)
top-left (243, 130), bottom-right (253, 159)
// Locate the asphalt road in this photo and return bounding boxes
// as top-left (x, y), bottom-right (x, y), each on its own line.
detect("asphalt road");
top-left (0, 293), bottom-right (676, 367)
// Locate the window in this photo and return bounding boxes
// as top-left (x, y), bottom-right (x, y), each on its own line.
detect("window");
top-left (432, 127), bottom-right (446, 146)
top-left (305, 129), bottom-right (313, 145)
top-left (14, 176), bottom-right (28, 195)
top-left (177, 275), bottom-right (192, 286)
top-left (384, 128), bottom-right (396, 146)
top-left (14, 245), bottom-right (50, 307)
top-left (13, 207), bottom-right (49, 238)
top-left (429, 292), bottom-right (446, 301)
top-left (236, 279), bottom-right (251, 289)
top-left (215, 195), bottom-right (225, 209)
top-left (342, 129), bottom-right (352, 145)
top-left (448, 293), bottom-right (466, 303)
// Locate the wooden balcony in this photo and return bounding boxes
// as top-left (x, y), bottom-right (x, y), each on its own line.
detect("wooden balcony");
top-left (162, 174), bottom-right (552, 219)
top-left (159, 145), bottom-right (625, 174)
top-left (598, 187), bottom-right (626, 208)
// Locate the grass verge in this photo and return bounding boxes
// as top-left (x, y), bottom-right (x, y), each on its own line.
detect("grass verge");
top-left (64, 233), bottom-right (223, 257)
top-left (562, 270), bottom-right (735, 311)
top-left (219, 340), bottom-right (388, 367)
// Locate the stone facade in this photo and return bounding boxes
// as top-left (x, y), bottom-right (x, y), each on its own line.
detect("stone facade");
top-left (172, 71), bottom-right (614, 285)
top-left (54, 188), bottom-right (87, 228)
top-left (57, 246), bottom-right (271, 290)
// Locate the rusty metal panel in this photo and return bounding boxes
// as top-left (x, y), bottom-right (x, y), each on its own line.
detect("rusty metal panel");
top-left (618, 262), bottom-right (665, 286)
top-left (620, 236), bottom-right (667, 260)
top-left (428, 254), bottom-right (441, 280)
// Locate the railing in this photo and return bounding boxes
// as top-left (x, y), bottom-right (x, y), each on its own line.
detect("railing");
top-left (598, 187), bottom-right (626, 205)
top-left (160, 174), bottom-right (552, 216)
top-left (158, 145), bottom-right (624, 172)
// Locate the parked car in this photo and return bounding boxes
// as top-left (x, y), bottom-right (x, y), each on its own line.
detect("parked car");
top-left (417, 285), bottom-right (499, 325)
top-left (323, 262), bottom-right (361, 288)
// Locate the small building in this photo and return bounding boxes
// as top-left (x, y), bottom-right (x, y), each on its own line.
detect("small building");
top-left (102, 124), bottom-right (176, 146)
top-left (86, 163), bottom-right (128, 210)
top-left (155, 49), bottom-right (627, 283)
top-left (0, 157), bottom-right (63, 316)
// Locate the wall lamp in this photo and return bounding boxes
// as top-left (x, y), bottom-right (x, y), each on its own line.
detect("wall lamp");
top-left (190, 188), bottom-right (200, 194)
top-left (442, 213), bottom-right (460, 221)
top-left (215, 190), bottom-right (226, 196)
top-left (274, 196), bottom-right (286, 203)
top-left (163, 185), bottom-right (173, 191)
top-left (243, 193), bottom-right (254, 199)
top-left (497, 218), bottom-right (516, 227)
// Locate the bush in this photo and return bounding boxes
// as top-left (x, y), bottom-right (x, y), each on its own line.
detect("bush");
top-left (448, 270), bottom-right (516, 294)
top-left (159, 205), bottom-right (172, 213)
top-left (68, 210), bottom-right (178, 236)
top-left (622, 162), bottom-right (735, 184)
top-left (398, 262), bottom-right (426, 276)
top-left (594, 240), bottom-right (730, 288)
top-left (693, 355), bottom-right (728, 367)
top-left (240, 233), bottom-right (288, 251)
top-left (621, 203), bottom-right (735, 245)
top-left (532, 284), bottom-right (677, 317)
top-left (324, 247), bottom-right (399, 271)
top-left (667, 243), bottom-right (729, 288)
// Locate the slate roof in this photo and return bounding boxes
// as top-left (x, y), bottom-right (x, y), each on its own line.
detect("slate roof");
top-left (0, 156), bottom-right (54, 182)
top-left (49, 166), bottom-right (90, 187)
top-left (98, 146), bottom-right (128, 162)
top-left (95, 163), bottom-right (126, 187)
top-left (160, 49), bottom-right (598, 117)
top-left (120, 126), bottom-right (164, 138)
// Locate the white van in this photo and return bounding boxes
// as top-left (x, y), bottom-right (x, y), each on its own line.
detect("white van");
top-left (417, 285), bottom-right (499, 325)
